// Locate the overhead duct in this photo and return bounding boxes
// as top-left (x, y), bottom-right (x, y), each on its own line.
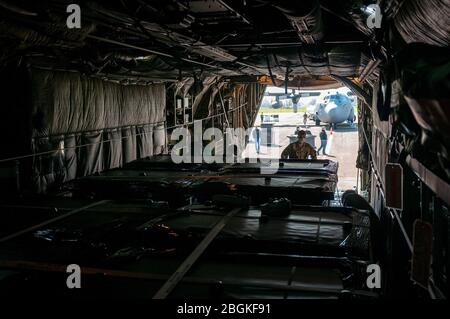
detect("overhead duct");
top-left (274, 0), bottom-right (323, 44)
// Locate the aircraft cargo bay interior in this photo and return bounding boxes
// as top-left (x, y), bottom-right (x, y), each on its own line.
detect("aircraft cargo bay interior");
top-left (0, 0), bottom-right (449, 305)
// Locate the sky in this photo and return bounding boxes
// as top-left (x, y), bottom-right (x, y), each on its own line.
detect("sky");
top-left (266, 86), bottom-right (349, 95)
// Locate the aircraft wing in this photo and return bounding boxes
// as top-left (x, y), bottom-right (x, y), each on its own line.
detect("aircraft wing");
top-left (264, 92), bottom-right (321, 98)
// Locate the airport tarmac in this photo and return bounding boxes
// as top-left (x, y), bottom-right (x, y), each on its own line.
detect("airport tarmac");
top-left (244, 111), bottom-right (359, 191)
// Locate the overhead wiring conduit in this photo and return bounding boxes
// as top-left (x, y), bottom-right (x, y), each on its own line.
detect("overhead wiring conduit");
top-left (274, 0), bottom-right (324, 44)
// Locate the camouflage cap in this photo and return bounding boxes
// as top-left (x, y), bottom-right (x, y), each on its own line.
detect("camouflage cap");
top-left (297, 130), bottom-right (306, 137)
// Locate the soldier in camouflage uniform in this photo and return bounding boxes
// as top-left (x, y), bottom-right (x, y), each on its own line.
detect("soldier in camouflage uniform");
top-left (281, 130), bottom-right (317, 160)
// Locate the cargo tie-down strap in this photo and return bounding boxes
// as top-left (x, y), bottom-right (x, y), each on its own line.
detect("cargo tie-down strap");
top-left (152, 207), bottom-right (242, 299)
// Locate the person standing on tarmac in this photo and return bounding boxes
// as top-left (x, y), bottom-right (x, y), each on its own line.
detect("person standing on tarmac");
top-left (317, 127), bottom-right (328, 155)
top-left (253, 126), bottom-right (261, 154)
top-left (303, 113), bottom-right (308, 126)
